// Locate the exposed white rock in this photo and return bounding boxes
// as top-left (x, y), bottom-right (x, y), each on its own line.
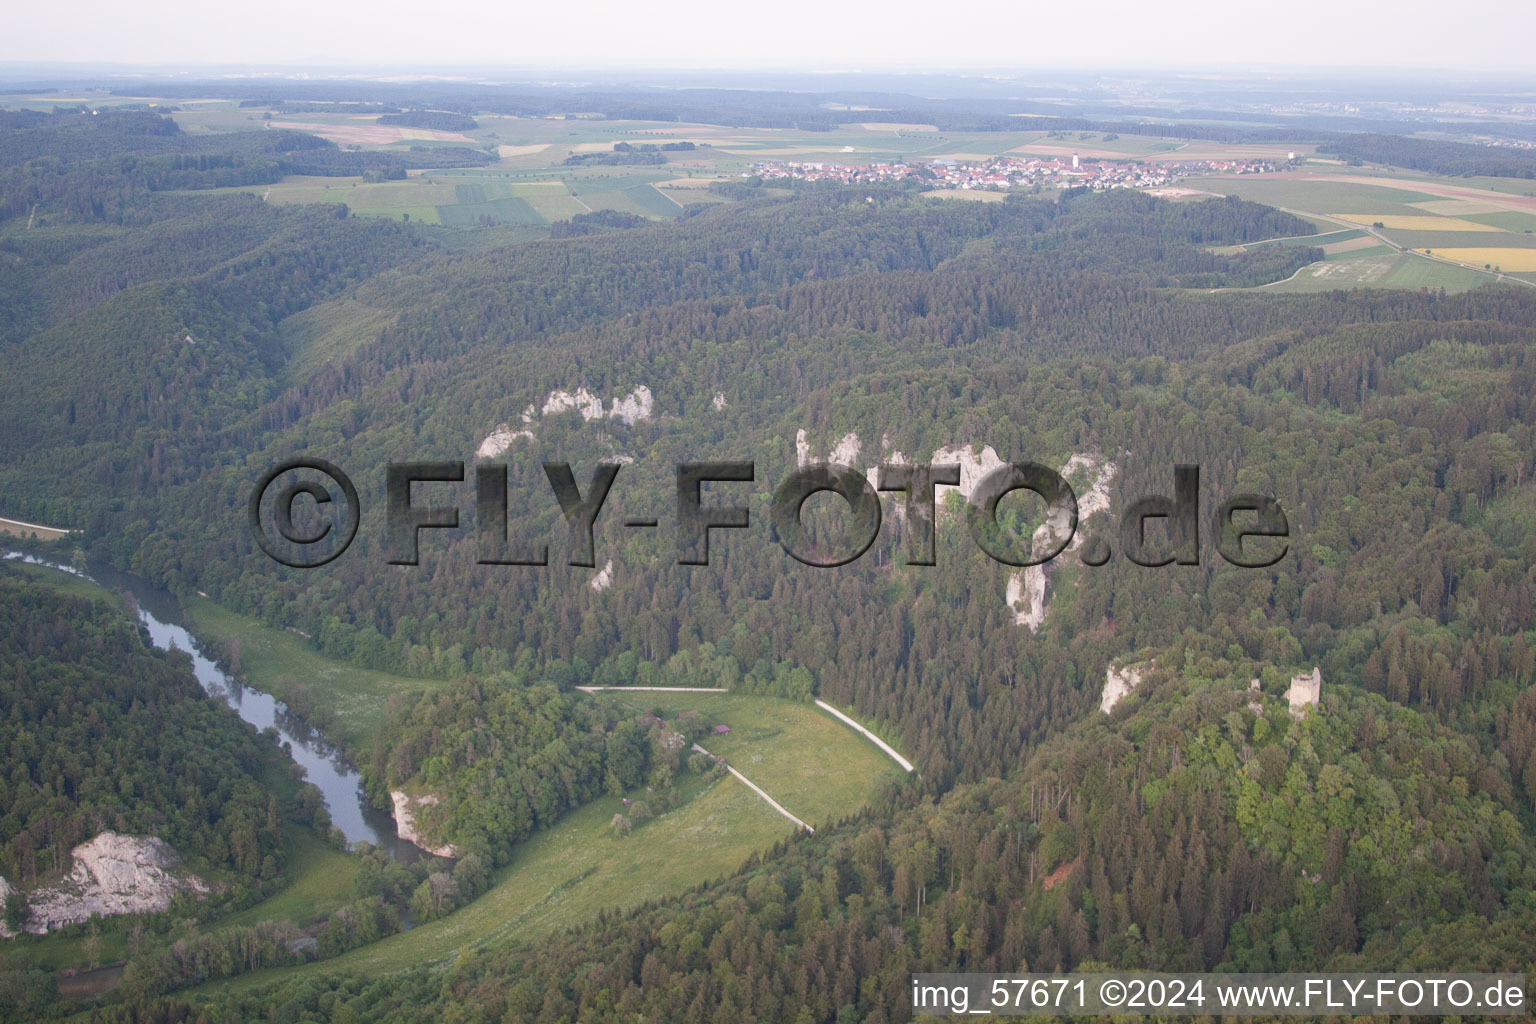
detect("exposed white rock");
top-left (0, 876), bottom-right (17, 938)
top-left (543, 388), bottom-right (606, 421)
top-left (608, 385), bottom-right (654, 426)
top-left (603, 454), bottom-right (635, 466)
top-left (1006, 566), bottom-right (1047, 631)
top-left (1287, 666), bottom-right (1322, 718)
top-left (712, 392), bottom-right (727, 411)
top-left (795, 429), bottom-right (862, 468)
top-left (475, 423), bottom-right (534, 459)
top-left (1006, 453), bottom-right (1117, 633)
top-left (1101, 664), bottom-right (1146, 714)
top-left (930, 443), bottom-right (1008, 504)
top-left (5, 832), bottom-right (208, 936)
top-left (591, 559), bottom-right (614, 592)
top-left (390, 790), bottom-right (460, 858)
top-left (1063, 452), bottom-right (1117, 524)
top-left (479, 387), bottom-right (652, 460)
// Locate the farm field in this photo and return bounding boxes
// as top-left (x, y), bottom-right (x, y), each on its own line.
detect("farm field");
top-left (1332, 214), bottom-right (1500, 232)
top-left (1415, 248), bottom-right (1536, 272)
top-left (194, 168), bottom-right (696, 226)
top-left (921, 188), bottom-right (1009, 202)
top-left (1260, 252), bottom-right (1490, 293)
top-left (1191, 169), bottom-right (1536, 292)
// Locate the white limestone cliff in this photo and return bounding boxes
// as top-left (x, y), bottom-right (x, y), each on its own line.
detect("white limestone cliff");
top-left (391, 790), bottom-right (460, 858)
top-left (3, 832), bottom-right (208, 936)
top-left (1101, 664), bottom-right (1147, 714)
top-left (1287, 666), bottom-right (1322, 718)
top-left (475, 423), bottom-right (534, 459)
top-left (795, 429), bottom-right (863, 469)
top-left (1006, 452), bottom-right (1117, 632)
top-left (479, 386), bottom-right (654, 458)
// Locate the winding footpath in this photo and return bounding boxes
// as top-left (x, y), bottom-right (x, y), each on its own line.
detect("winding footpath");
top-left (814, 699), bottom-right (915, 772)
top-left (691, 743), bottom-right (815, 834)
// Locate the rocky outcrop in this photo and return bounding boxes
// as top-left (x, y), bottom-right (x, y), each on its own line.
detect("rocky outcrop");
top-left (475, 423), bottom-right (534, 459)
top-left (0, 875), bottom-right (18, 938)
top-left (1287, 666), bottom-right (1322, 718)
top-left (3, 832), bottom-right (208, 937)
top-left (796, 429), bottom-right (863, 469)
top-left (390, 790), bottom-right (460, 858)
top-left (1101, 663), bottom-right (1147, 714)
top-left (476, 386), bottom-right (654, 460)
top-left (1006, 452), bottom-right (1117, 633)
top-left (591, 559), bottom-right (614, 592)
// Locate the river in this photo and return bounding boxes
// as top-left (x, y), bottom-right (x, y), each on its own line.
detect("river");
top-left (4, 552), bottom-right (416, 859)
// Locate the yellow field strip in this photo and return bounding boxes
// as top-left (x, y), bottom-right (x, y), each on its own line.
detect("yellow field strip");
top-left (1335, 214), bottom-right (1501, 232)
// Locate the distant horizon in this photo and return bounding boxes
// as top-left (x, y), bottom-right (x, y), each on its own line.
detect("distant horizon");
top-left (2, 60), bottom-right (1534, 82)
top-left (3, 0), bottom-right (1535, 78)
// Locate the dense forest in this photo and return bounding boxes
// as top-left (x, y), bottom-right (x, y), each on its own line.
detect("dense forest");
top-left (0, 573), bottom-right (294, 892)
top-left (3, 103), bottom-right (1536, 1021)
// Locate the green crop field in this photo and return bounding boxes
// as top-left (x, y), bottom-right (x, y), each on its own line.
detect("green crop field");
top-left (1260, 252), bottom-right (1491, 293)
top-left (1184, 176), bottom-right (1444, 216)
top-left (1466, 211), bottom-right (1536, 233)
top-left (1381, 228), bottom-right (1536, 251)
top-left (623, 183), bottom-right (686, 217)
top-left (1247, 228), bottom-right (1366, 249)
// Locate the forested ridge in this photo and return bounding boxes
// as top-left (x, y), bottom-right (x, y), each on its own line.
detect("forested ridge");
top-left (4, 112), bottom-right (1536, 1021)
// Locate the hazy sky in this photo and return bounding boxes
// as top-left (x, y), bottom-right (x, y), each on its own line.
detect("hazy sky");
top-left (4, 0), bottom-right (1535, 73)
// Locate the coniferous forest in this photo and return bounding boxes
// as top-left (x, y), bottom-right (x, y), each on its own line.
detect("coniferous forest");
top-left (2, 88), bottom-right (1536, 1023)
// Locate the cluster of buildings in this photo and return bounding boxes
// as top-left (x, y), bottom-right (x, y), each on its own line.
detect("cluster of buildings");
top-left (748, 153), bottom-right (1280, 193)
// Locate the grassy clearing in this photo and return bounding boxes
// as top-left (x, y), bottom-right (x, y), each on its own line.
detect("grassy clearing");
top-left (279, 297), bottom-right (396, 381)
top-left (922, 188), bottom-right (1008, 202)
top-left (218, 829), bottom-right (359, 932)
top-left (3, 558), bottom-right (111, 604)
top-left (592, 691), bottom-right (904, 828)
top-left (182, 596), bottom-right (443, 753)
